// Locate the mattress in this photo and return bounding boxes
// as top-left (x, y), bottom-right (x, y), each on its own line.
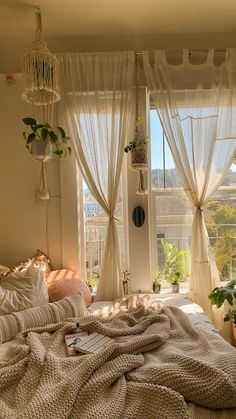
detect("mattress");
top-left (1, 293), bottom-right (235, 418)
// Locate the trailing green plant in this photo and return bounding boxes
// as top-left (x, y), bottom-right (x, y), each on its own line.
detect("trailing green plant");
top-left (158, 239), bottom-right (190, 284)
top-left (22, 117), bottom-right (71, 158)
top-left (208, 279), bottom-right (236, 326)
top-left (124, 115), bottom-right (148, 153)
top-left (124, 137), bottom-right (148, 153)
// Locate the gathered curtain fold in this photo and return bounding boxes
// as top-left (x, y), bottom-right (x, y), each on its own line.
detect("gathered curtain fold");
top-left (58, 52), bottom-right (135, 301)
top-left (143, 49), bottom-right (236, 326)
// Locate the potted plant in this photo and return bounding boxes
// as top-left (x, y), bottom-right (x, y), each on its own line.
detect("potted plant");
top-left (208, 279), bottom-right (236, 326)
top-left (159, 239), bottom-right (189, 293)
top-left (22, 117), bottom-right (71, 160)
top-left (153, 271), bottom-right (162, 293)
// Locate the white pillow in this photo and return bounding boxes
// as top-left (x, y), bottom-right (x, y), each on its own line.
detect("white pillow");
top-left (0, 263), bottom-right (49, 316)
top-left (0, 265), bottom-right (9, 274)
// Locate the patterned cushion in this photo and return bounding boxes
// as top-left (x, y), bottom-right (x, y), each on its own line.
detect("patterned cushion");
top-left (46, 269), bottom-right (92, 306)
top-left (0, 294), bottom-right (87, 344)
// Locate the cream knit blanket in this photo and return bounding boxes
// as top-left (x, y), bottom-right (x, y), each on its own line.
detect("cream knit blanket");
top-left (0, 298), bottom-right (236, 419)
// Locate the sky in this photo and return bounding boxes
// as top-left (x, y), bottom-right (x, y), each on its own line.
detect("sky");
top-left (150, 110), bottom-right (174, 171)
top-left (150, 109), bottom-right (236, 173)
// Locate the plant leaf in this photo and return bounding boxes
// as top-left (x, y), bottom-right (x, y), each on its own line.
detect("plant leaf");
top-left (58, 126), bottom-right (66, 138)
top-left (26, 133), bottom-right (36, 144)
top-left (23, 117), bottom-right (36, 126)
top-left (41, 128), bottom-right (49, 141)
top-left (22, 132), bottom-right (27, 141)
top-left (49, 131), bottom-right (58, 143)
top-left (54, 149), bottom-right (64, 157)
top-left (35, 124), bottom-right (45, 129)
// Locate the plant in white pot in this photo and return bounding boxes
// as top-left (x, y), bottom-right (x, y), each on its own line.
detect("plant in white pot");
top-left (22, 117), bottom-right (71, 200)
top-left (22, 117), bottom-right (71, 159)
top-left (159, 239), bottom-right (190, 293)
top-left (124, 116), bottom-right (149, 194)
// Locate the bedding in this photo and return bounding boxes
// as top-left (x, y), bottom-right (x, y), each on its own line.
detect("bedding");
top-left (0, 296), bottom-right (236, 419)
top-left (0, 261), bottom-right (49, 316)
top-left (0, 293), bottom-right (87, 344)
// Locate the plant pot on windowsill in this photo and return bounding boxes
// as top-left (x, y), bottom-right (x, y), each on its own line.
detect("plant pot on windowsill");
top-left (123, 281), bottom-right (129, 295)
top-left (169, 271), bottom-right (181, 293)
top-left (170, 283), bottom-right (180, 293)
top-left (153, 283), bottom-right (161, 294)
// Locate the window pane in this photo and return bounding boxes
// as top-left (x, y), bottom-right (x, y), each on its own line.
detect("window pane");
top-left (205, 193), bottom-right (236, 282)
top-left (154, 195), bottom-right (192, 291)
top-left (150, 110), bottom-right (181, 189)
top-left (83, 182), bottom-right (125, 290)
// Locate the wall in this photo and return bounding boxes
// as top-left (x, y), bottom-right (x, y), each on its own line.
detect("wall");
top-left (0, 76), bottom-right (62, 268)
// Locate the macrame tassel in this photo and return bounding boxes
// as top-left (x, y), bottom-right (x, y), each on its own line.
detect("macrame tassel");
top-left (136, 170), bottom-right (147, 195)
top-left (38, 161), bottom-right (49, 200)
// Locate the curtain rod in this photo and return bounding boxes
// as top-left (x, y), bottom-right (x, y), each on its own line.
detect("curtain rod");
top-left (135, 48), bottom-right (227, 55)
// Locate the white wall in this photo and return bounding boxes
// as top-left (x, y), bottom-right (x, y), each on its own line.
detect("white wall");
top-left (0, 76), bottom-right (62, 268)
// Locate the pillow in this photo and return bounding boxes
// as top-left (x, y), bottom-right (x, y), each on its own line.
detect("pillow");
top-left (0, 293), bottom-right (87, 344)
top-left (0, 262), bottom-right (49, 316)
top-left (0, 265), bottom-right (9, 279)
top-left (46, 269), bottom-right (92, 306)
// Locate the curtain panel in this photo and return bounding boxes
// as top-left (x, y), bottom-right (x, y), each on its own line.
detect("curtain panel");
top-left (143, 49), bottom-right (236, 326)
top-left (58, 51), bottom-right (135, 301)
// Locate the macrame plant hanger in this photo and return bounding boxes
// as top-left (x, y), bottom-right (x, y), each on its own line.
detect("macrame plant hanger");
top-left (22, 7), bottom-right (61, 200)
top-left (130, 54), bottom-right (149, 194)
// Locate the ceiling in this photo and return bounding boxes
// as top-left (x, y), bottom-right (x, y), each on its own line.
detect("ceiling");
top-left (1, 0), bottom-right (236, 72)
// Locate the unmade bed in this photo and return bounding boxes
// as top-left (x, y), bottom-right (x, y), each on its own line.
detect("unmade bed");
top-left (0, 293), bottom-right (236, 419)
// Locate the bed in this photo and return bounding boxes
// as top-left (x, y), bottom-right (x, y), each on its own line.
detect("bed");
top-left (0, 292), bottom-right (236, 418)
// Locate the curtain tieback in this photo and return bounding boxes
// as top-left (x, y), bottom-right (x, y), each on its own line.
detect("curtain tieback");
top-left (196, 206), bottom-right (204, 212)
top-left (109, 215), bottom-right (119, 222)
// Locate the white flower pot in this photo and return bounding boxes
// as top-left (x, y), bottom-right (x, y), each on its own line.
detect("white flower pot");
top-left (31, 141), bottom-right (52, 161)
top-left (170, 283), bottom-right (179, 293)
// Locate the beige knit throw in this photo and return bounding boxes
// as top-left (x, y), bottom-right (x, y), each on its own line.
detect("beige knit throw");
top-left (0, 298), bottom-right (236, 419)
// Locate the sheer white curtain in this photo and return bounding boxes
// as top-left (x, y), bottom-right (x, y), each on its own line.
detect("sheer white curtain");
top-left (58, 52), bottom-right (135, 300)
top-left (143, 49), bottom-right (236, 325)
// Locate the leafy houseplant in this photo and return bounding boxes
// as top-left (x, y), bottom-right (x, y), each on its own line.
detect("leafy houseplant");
top-left (159, 239), bottom-right (189, 293)
top-left (22, 117), bottom-right (71, 159)
top-left (124, 116), bottom-right (148, 165)
top-left (153, 271), bottom-right (162, 293)
top-left (208, 279), bottom-right (236, 326)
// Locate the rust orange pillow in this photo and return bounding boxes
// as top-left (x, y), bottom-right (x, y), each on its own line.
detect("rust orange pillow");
top-left (46, 269), bottom-right (92, 306)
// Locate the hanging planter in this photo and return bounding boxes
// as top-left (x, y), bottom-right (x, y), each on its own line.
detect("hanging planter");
top-left (21, 8), bottom-right (62, 201)
top-left (124, 135), bottom-right (149, 194)
top-left (31, 140), bottom-right (53, 161)
top-left (22, 117), bottom-right (71, 200)
top-left (124, 54), bottom-right (149, 194)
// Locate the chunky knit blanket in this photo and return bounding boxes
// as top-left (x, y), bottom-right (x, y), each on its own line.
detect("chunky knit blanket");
top-left (0, 297), bottom-right (236, 419)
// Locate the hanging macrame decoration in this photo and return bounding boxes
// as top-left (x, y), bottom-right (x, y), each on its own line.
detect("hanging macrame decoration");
top-left (22, 8), bottom-right (61, 200)
top-left (129, 55), bottom-right (149, 194)
top-left (22, 8), bottom-right (60, 107)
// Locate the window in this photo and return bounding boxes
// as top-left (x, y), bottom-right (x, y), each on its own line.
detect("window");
top-left (82, 177), bottom-right (128, 291)
top-left (204, 170), bottom-right (236, 282)
top-left (150, 109), bottom-right (236, 289)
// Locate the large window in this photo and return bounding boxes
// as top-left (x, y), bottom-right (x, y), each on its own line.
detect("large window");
top-left (82, 177), bottom-right (127, 291)
top-left (150, 109), bottom-right (236, 290)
